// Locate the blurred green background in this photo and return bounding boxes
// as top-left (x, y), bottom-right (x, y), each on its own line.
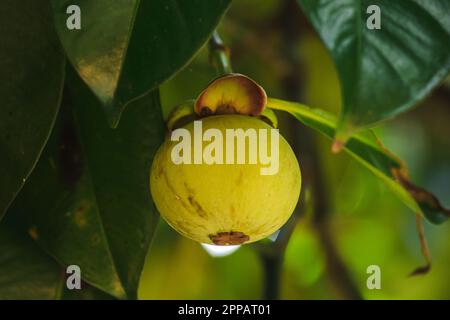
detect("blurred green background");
top-left (138, 0), bottom-right (450, 299)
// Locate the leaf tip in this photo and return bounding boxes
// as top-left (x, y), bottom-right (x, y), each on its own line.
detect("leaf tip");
top-left (408, 264), bottom-right (431, 277)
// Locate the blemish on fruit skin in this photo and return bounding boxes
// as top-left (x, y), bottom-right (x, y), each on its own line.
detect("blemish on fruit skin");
top-left (187, 195), bottom-right (208, 219)
top-left (183, 182), bottom-right (195, 195)
top-left (161, 169), bottom-right (190, 210)
top-left (160, 168), bottom-right (181, 202)
top-left (159, 166), bottom-right (207, 219)
top-left (183, 182), bottom-right (211, 219)
top-left (28, 226), bottom-right (39, 240)
top-left (230, 205), bottom-right (236, 219)
top-left (157, 165), bottom-right (164, 178)
top-left (236, 170), bottom-right (244, 186)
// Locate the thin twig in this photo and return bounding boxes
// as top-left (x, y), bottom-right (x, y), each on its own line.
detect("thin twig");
top-left (409, 214), bottom-right (432, 276)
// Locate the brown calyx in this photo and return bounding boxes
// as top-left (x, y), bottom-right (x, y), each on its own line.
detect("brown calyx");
top-left (195, 73), bottom-right (267, 117)
top-left (209, 231), bottom-right (250, 245)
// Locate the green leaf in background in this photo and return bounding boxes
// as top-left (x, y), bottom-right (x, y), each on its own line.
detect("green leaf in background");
top-left (0, 0), bottom-right (65, 221)
top-left (51, 0), bottom-right (231, 127)
top-left (0, 223), bottom-right (63, 300)
top-left (268, 98), bottom-right (450, 224)
top-left (8, 68), bottom-right (165, 299)
top-left (297, 0), bottom-right (450, 146)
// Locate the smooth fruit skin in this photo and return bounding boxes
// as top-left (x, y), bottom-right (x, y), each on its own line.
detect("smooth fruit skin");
top-left (150, 115), bottom-right (301, 245)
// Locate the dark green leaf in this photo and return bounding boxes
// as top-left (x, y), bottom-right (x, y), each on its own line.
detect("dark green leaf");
top-left (52, 0), bottom-right (231, 127)
top-left (0, 223), bottom-right (63, 300)
top-left (61, 284), bottom-right (115, 300)
top-left (0, 220), bottom-right (116, 299)
top-left (8, 69), bottom-right (165, 299)
top-left (0, 0), bottom-right (65, 221)
top-left (297, 0), bottom-right (450, 144)
top-left (268, 98), bottom-right (449, 224)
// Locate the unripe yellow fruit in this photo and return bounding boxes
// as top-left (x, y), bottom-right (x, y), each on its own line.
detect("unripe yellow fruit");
top-left (150, 115), bottom-right (301, 245)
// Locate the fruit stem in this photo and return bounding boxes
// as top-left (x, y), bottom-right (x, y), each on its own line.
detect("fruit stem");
top-left (208, 31), bottom-right (233, 75)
